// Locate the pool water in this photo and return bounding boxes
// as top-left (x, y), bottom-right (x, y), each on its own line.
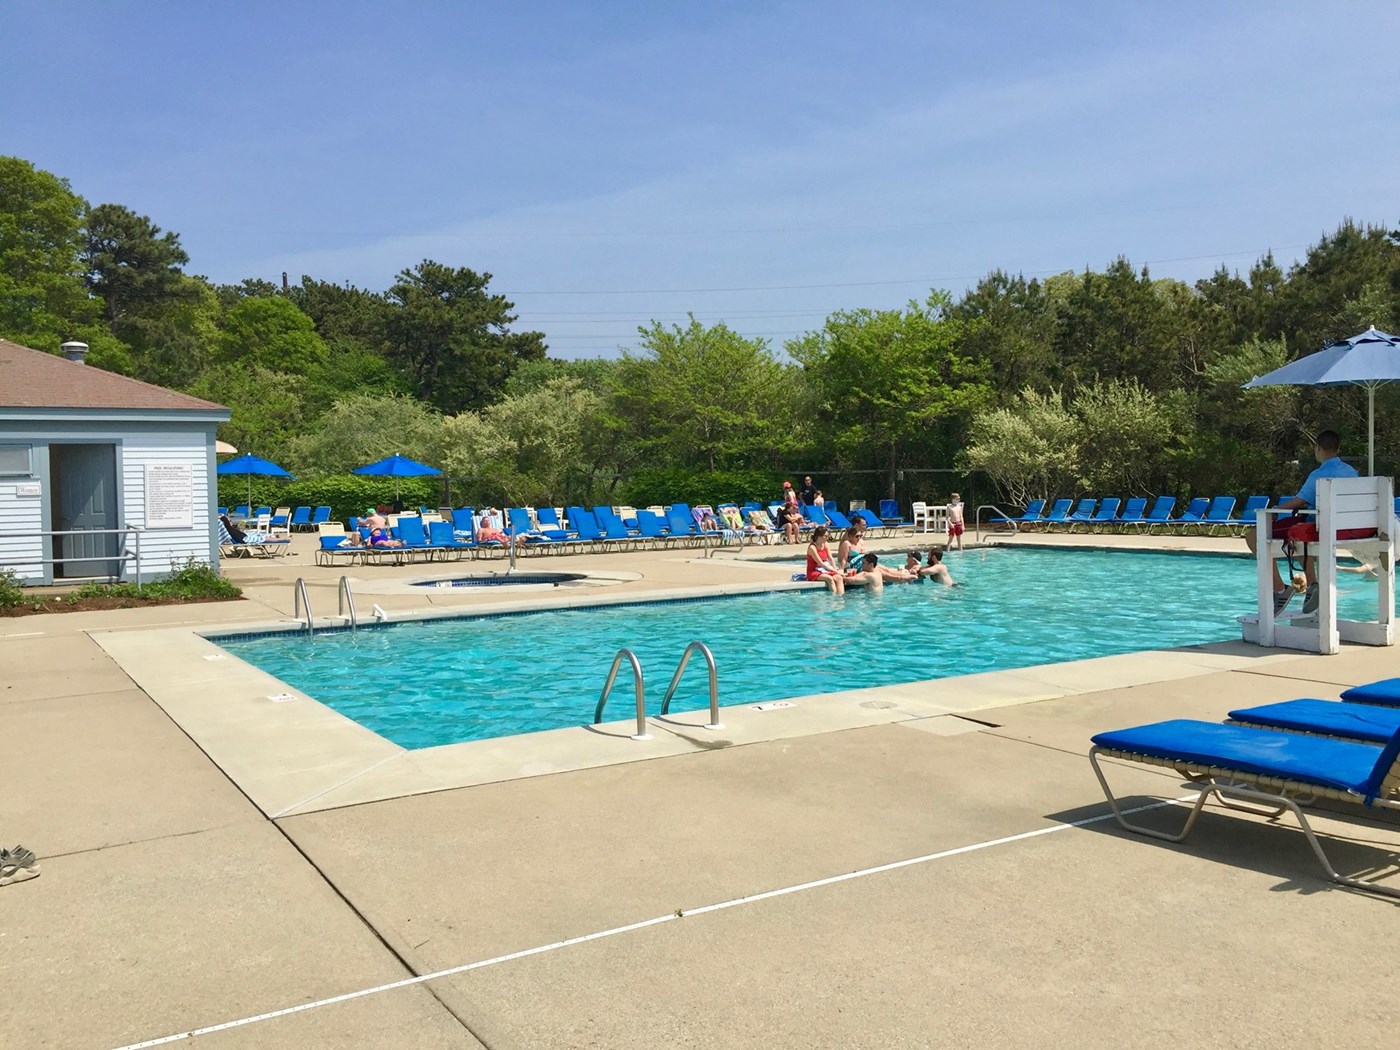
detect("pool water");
top-left (216, 548), bottom-right (1382, 749)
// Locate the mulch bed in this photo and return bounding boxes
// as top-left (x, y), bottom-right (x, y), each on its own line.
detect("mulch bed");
top-left (1, 595), bottom-right (243, 617)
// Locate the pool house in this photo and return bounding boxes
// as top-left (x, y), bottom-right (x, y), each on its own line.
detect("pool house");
top-left (0, 338), bottom-right (231, 585)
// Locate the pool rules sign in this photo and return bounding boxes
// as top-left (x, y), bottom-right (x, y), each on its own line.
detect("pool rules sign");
top-left (145, 463), bottom-right (194, 528)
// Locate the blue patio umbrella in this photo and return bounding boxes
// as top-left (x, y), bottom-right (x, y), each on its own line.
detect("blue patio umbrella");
top-left (1244, 326), bottom-right (1400, 476)
top-left (216, 453), bottom-right (294, 510)
top-left (351, 453), bottom-right (442, 503)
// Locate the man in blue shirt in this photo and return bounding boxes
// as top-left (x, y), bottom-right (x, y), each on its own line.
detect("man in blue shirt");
top-left (1245, 430), bottom-right (1358, 614)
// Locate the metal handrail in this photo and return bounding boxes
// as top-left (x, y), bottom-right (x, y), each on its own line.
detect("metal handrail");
top-left (293, 577), bottom-right (313, 634)
top-left (0, 525), bottom-right (144, 588)
top-left (659, 641), bottom-right (723, 729)
top-left (975, 504), bottom-right (1022, 544)
top-left (593, 648), bottom-right (650, 740)
top-left (337, 575), bottom-right (357, 630)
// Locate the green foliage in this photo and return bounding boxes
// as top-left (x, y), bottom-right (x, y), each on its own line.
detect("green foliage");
top-left (72, 558), bottom-right (241, 601)
top-left (618, 467), bottom-right (784, 510)
top-left (383, 260), bottom-right (546, 414)
top-left (611, 317), bottom-right (801, 472)
top-left (82, 202), bottom-right (190, 326)
top-left (442, 377), bottom-right (600, 506)
top-left (0, 567), bottom-right (25, 608)
top-left (0, 155), bottom-right (99, 349)
top-left (286, 393), bottom-right (443, 476)
top-left (215, 296), bottom-right (328, 374)
top-left (192, 365), bottom-right (307, 455)
top-left (963, 390), bottom-right (1081, 507)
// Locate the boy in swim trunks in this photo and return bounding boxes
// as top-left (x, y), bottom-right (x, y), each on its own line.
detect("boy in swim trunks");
top-left (946, 493), bottom-right (965, 551)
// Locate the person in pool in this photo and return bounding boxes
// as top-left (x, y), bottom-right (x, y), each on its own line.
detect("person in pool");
top-left (805, 525), bottom-right (845, 594)
top-left (852, 552), bottom-right (915, 589)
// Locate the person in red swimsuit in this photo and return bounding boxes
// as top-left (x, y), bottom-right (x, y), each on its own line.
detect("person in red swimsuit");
top-left (805, 525), bottom-right (845, 594)
top-left (946, 492), bottom-right (965, 550)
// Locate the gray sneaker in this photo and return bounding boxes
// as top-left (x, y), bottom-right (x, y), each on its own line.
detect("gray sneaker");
top-left (1302, 583), bottom-right (1320, 614)
top-left (0, 845), bottom-right (39, 887)
top-left (1273, 588), bottom-right (1294, 616)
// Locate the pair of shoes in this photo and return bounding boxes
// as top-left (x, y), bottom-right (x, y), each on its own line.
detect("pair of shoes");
top-left (1302, 583), bottom-right (1320, 614)
top-left (0, 845), bottom-right (39, 886)
top-left (1273, 588), bottom-right (1294, 616)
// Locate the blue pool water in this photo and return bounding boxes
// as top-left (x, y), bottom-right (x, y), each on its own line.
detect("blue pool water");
top-left (215, 548), bottom-right (1381, 749)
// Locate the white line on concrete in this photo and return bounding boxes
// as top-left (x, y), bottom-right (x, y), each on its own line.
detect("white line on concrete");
top-left (110, 796), bottom-right (1188, 1050)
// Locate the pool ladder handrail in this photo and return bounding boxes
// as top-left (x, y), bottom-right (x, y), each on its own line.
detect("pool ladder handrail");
top-left (593, 648), bottom-right (650, 740)
top-left (337, 575), bottom-right (357, 630)
top-left (658, 640), bottom-right (723, 729)
top-left (293, 577), bottom-right (313, 635)
top-left (975, 503), bottom-right (1021, 544)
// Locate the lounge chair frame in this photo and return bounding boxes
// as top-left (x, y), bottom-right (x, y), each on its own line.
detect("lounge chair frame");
top-left (1089, 744), bottom-right (1400, 899)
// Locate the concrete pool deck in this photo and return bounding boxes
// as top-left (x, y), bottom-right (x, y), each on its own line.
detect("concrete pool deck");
top-left (3, 530), bottom-right (1399, 1048)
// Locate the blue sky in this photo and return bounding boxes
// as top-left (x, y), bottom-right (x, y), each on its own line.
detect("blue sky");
top-left (5, 2), bottom-right (1398, 357)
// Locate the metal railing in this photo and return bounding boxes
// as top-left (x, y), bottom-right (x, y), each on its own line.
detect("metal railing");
top-left (659, 641), bottom-right (722, 729)
top-left (593, 648), bottom-right (650, 740)
top-left (337, 575), bottom-right (357, 630)
top-left (975, 504), bottom-right (1021, 544)
top-left (0, 526), bottom-right (143, 588)
top-left (293, 578), bottom-right (313, 634)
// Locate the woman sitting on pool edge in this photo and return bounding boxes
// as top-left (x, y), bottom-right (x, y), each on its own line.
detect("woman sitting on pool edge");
top-left (805, 525), bottom-right (846, 594)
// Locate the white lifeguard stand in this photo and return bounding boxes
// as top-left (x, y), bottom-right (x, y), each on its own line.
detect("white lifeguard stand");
top-left (1242, 475), bottom-right (1395, 654)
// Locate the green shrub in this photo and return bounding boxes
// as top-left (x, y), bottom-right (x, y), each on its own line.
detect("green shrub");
top-left (71, 558), bottom-right (241, 602)
top-left (0, 567), bottom-right (26, 608)
top-left (619, 467), bottom-right (785, 509)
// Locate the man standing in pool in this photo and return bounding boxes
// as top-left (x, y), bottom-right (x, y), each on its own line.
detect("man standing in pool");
top-left (1244, 429), bottom-right (1357, 615)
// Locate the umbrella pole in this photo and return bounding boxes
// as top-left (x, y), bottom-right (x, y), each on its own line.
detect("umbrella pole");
top-left (1369, 384), bottom-right (1376, 477)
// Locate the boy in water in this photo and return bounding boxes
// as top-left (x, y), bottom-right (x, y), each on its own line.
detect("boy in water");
top-left (946, 492), bottom-right (965, 551)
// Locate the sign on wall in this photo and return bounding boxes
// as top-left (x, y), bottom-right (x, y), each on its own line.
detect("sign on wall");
top-left (145, 464), bottom-right (194, 528)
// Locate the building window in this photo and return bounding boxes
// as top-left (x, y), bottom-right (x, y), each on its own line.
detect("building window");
top-left (0, 445), bottom-right (33, 476)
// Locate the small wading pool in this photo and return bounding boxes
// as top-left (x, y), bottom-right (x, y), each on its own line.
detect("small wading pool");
top-left (414, 572), bottom-right (588, 588)
top-left (214, 547), bottom-right (1382, 750)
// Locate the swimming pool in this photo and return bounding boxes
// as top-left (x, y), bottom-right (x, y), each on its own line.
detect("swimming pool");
top-left (215, 548), bottom-right (1381, 750)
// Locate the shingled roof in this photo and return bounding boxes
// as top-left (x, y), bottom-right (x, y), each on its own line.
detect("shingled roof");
top-left (0, 339), bottom-right (227, 413)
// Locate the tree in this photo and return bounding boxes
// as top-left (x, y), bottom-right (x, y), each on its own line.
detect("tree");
top-left (952, 270), bottom-right (1061, 392)
top-left (190, 365), bottom-right (307, 456)
top-left (82, 203), bottom-right (190, 327)
top-left (612, 316), bottom-right (801, 472)
top-left (442, 377), bottom-right (601, 505)
top-left (1070, 379), bottom-right (1185, 495)
top-left (962, 390), bottom-right (1080, 507)
top-left (286, 393), bottom-right (444, 475)
top-left (0, 155), bottom-right (101, 349)
top-left (383, 260), bottom-right (546, 413)
top-left (1052, 258), bottom-right (1182, 391)
top-left (788, 292), bottom-right (988, 495)
top-left (214, 295), bottom-right (328, 375)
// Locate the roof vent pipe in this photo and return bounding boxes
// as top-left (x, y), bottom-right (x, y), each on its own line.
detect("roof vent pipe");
top-left (60, 340), bottom-right (89, 364)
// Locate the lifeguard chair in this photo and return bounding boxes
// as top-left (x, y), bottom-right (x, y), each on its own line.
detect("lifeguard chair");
top-left (1242, 475), bottom-right (1395, 654)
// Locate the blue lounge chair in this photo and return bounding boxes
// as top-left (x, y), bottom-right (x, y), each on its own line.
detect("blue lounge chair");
top-left (805, 503), bottom-right (830, 526)
top-left (1160, 496), bottom-right (1209, 533)
top-left (567, 507), bottom-right (611, 551)
top-left (592, 506), bottom-right (639, 549)
top-left (394, 516), bottom-right (438, 562)
top-left (1199, 496), bottom-right (1237, 535)
top-left (1032, 498), bottom-right (1073, 531)
top-left (1058, 498), bottom-right (1097, 531)
top-left (1071, 497), bottom-right (1118, 533)
top-left (428, 519), bottom-right (477, 560)
top-left (989, 499), bottom-right (1046, 529)
top-left (1338, 678), bottom-right (1400, 708)
top-left (535, 506), bottom-right (576, 542)
top-left (1111, 497), bottom-right (1148, 530)
top-left (635, 509), bottom-right (674, 548)
top-left (665, 507), bottom-right (702, 547)
top-left (826, 508), bottom-right (856, 531)
top-left (232, 504), bottom-right (251, 521)
top-left (314, 533), bottom-right (364, 566)
top-left (856, 508), bottom-right (893, 537)
top-left (1222, 495), bottom-right (1269, 534)
top-left (879, 499), bottom-right (906, 526)
top-left (1228, 698), bottom-right (1400, 746)
top-left (1090, 718), bottom-right (1400, 898)
top-left (288, 506), bottom-right (313, 531)
top-left (1134, 495), bottom-right (1176, 533)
